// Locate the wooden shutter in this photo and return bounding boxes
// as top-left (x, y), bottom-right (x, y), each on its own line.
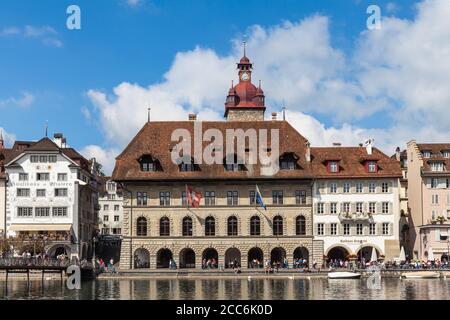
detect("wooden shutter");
top-left (351, 202), bottom-right (356, 214)
top-left (376, 202), bottom-right (381, 214)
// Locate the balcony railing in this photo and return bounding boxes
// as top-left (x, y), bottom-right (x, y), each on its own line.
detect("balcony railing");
top-left (338, 212), bottom-right (373, 222)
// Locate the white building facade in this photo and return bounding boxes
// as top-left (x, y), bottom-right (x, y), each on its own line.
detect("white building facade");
top-left (4, 137), bottom-right (99, 259)
top-left (98, 179), bottom-right (123, 236)
top-left (311, 145), bottom-right (402, 263)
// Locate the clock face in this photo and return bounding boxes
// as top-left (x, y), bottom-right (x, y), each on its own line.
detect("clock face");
top-left (241, 72), bottom-right (249, 81)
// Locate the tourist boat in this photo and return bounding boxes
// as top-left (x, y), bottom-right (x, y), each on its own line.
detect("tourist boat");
top-left (328, 272), bottom-right (362, 279)
top-left (402, 271), bottom-right (440, 279)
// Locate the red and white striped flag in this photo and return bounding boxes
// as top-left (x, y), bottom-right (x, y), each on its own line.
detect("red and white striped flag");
top-left (186, 185), bottom-right (202, 208)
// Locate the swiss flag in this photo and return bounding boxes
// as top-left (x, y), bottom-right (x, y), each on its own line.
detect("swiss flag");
top-left (186, 185), bottom-right (202, 208)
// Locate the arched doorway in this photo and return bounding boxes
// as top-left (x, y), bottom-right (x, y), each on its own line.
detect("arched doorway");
top-left (47, 245), bottom-right (71, 259)
top-left (134, 248), bottom-right (150, 269)
top-left (270, 247), bottom-right (286, 267)
top-left (293, 247), bottom-right (309, 268)
top-left (248, 247), bottom-right (263, 268)
top-left (357, 246), bottom-right (379, 263)
top-left (180, 248), bottom-right (196, 268)
top-left (225, 248), bottom-right (241, 268)
top-left (157, 248), bottom-right (173, 269)
top-left (202, 248), bottom-right (218, 268)
top-left (327, 246), bottom-right (350, 262)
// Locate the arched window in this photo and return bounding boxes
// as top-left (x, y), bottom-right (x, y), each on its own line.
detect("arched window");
top-left (205, 216), bottom-right (215, 236)
top-left (296, 215), bottom-right (306, 235)
top-left (250, 216), bottom-right (260, 236)
top-left (182, 216), bottom-right (193, 236)
top-left (137, 217), bottom-right (147, 236)
top-left (273, 215), bottom-right (283, 236)
top-left (160, 217), bottom-right (170, 236)
top-left (228, 216), bottom-right (238, 236)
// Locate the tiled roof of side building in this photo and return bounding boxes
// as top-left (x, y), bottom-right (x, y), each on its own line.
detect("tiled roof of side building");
top-left (416, 143), bottom-right (450, 172)
top-left (112, 120), bottom-right (314, 181)
top-left (4, 137), bottom-right (90, 170)
top-left (311, 147), bottom-right (402, 178)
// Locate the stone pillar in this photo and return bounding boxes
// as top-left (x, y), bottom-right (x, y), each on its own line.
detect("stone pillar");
top-left (150, 253), bottom-right (157, 269)
top-left (312, 240), bottom-right (324, 269)
top-left (119, 238), bottom-right (132, 270)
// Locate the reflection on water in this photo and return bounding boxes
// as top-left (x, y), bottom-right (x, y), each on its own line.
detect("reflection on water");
top-left (0, 278), bottom-right (450, 300)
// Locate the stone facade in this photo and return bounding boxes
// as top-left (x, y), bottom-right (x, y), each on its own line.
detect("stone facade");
top-left (118, 181), bottom-right (320, 269)
top-left (226, 109), bottom-right (264, 122)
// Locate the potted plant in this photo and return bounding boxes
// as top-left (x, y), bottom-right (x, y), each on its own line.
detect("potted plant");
top-left (437, 216), bottom-right (446, 224)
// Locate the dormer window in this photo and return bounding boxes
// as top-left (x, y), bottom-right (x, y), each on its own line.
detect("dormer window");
top-left (430, 162), bottom-right (444, 172)
top-left (178, 157), bottom-right (199, 172)
top-left (139, 155), bottom-right (159, 172)
top-left (280, 153), bottom-right (298, 170)
top-left (180, 163), bottom-right (194, 172)
top-left (224, 154), bottom-right (246, 172)
top-left (422, 151), bottom-right (431, 158)
top-left (367, 161), bottom-right (378, 173)
top-left (327, 161), bottom-right (339, 173)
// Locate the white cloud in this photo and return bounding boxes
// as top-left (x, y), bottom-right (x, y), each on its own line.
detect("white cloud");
top-left (86, 0), bottom-right (450, 173)
top-left (0, 25), bottom-right (62, 47)
top-left (81, 106), bottom-right (92, 121)
top-left (126, 0), bottom-right (143, 7)
top-left (80, 145), bottom-right (121, 176)
top-left (0, 92), bottom-right (34, 108)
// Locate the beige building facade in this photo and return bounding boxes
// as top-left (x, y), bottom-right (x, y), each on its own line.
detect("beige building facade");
top-left (407, 141), bottom-right (450, 261)
top-left (119, 181), bottom-right (321, 269)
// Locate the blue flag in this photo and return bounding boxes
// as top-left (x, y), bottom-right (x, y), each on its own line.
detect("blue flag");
top-left (255, 185), bottom-right (267, 210)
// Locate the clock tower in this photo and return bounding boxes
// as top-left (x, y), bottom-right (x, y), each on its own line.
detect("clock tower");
top-left (224, 48), bottom-right (266, 121)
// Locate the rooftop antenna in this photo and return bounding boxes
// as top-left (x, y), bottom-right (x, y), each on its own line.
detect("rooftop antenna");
top-left (45, 120), bottom-right (48, 137)
top-left (147, 107), bottom-right (151, 123)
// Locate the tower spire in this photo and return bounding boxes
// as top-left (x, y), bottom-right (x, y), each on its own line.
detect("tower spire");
top-left (0, 130), bottom-right (4, 149)
top-left (243, 34), bottom-right (248, 57)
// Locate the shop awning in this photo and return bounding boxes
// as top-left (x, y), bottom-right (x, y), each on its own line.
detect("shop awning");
top-left (440, 231), bottom-right (448, 237)
top-left (9, 224), bottom-right (72, 232)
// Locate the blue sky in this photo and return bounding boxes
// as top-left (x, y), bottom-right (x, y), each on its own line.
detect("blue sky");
top-left (1, 0), bottom-right (449, 174)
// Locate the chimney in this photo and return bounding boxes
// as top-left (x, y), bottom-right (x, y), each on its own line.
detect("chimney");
top-left (54, 133), bottom-right (63, 148)
top-left (364, 139), bottom-right (374, 155)
top-left (305, 142), bottom-right (311, 162)
top-left (188, 113), bottom-right (197, 121)
top-left (271, 112), bottom-right (277, 120)
top-left (395, 147), bottom-right (401, 161)
top-left (332, 142), bottom-right (341, 147)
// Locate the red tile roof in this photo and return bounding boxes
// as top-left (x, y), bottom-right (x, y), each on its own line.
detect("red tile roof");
top-left (417, 143), bottom-right (450, 172)
top-left (112, 120), bottom-right (402, 181)
top-left (311, 147), bottom-right (401, 179)
top-left (112, 120), bottom-right (313, 181)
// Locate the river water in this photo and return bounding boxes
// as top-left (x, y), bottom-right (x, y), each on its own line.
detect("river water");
top-left (1, 278), bottom-right (450, 300)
